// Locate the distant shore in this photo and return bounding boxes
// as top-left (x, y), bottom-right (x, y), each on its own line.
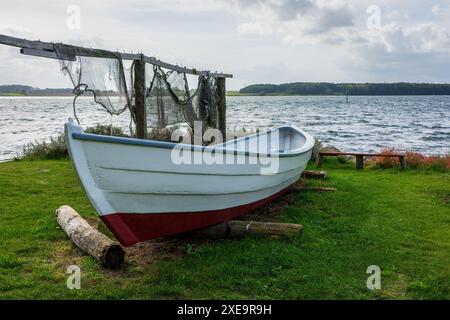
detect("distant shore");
top-left (226, 92), bottom-right (450, 97)
top-left (2, 92), bottom-right (450, 97)
top-left (239, 82), bottom-right (450, 96)
top-left (2, 83), bottom-right (450, 97)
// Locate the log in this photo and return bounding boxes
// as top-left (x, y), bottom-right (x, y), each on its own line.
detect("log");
top-left (56, 205), bottom-right (125, 269)
top-left (192, 220), bottom-right (304, 239)
top-left (291, 186), bottom-right (337, 192)
top-left (301, 170), bottom-right (327, 179)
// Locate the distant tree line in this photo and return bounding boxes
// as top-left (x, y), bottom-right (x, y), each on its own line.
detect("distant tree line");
top-left (239, 82), bottom-right (450, 95)
top-left (0, 85), bottom-right (73, 96)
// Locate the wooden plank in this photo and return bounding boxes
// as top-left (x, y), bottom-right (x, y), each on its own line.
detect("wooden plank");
top-left (134, 59), bottom-right (147, 139)
top-left (320, 151), bottom-right (405, 157)
top-left (0, 34), bottom-right (232, 78)
top-left (291, 186), bottom-right (337, 192)
top-left (0, 34), bottom-right (54, 50)
top-left (20, 48), bottom-right (76, 61)
top-left (192, 220), bottom-right (304, 238)
top-left (302, 170), bottom-right (327, 179)
top-left (143, 56), bottom-right (232, 78)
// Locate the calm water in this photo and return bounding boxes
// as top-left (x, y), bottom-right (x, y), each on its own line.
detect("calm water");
top-left (0, 95), bottom-right (449, 161)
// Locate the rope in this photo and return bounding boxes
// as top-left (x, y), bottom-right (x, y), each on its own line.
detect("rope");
top-left (72, 94), bottom-right (81, 125)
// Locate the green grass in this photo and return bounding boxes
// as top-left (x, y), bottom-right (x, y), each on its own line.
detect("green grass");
top-left (0, 159), bottom-right (449, 299)
top-left (0, 93), bottom-right (25, 96)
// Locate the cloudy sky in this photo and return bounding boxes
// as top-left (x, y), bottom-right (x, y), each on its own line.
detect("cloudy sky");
top-left (0, 0), bottom-right (450, 90)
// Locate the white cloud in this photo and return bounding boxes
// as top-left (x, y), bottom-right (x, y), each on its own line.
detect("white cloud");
top-left (0, 0), bottom-right (450, 88)
top-left (378, 22), bottom-right (450, 53)
top-left (231, 0), bottom-right (354, 42)
top-left (223, 0), bottom-right (450, 54)
top-left (432, 3), bottom-right (450, 19)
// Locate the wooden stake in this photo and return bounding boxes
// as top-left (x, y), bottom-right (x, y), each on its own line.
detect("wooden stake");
top-left (399, 156), bottom-right (406, 170)
top-left (134, 58), bottom-right (147, 139)
top-left (192, 220), bottom-right (303, 239)
top-left (217, 77), bottom-right (227, 141)
top-left (356, 155), bottom-right (364, 170)
top-left (56, 206), bottom-right (125, 269)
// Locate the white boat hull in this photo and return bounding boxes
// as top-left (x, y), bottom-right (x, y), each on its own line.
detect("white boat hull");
top-left (65, 121), bottom-right (314, 245)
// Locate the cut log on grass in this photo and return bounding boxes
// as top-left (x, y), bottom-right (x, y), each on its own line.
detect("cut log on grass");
top-left (291, 186), bottom-right (337, 192)
top-left (56, 205), bottom-right (125, 269)
top-left (192, 220), bottom-right (304, 239)
top-left (301, 170), bottom-right (327, 179)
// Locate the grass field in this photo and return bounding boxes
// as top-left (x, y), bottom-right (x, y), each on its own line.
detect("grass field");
top-left (0, 159), bottom-right (448, 299)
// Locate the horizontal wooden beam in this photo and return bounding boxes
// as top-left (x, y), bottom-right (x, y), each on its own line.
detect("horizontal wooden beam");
top-left (143, 55), bottom-right (232, 78)
top-left (0, 34), bottom-right (232, 78)
top-left (319, 152), bottom-right (405, 157)
top-left (20, 48), bottom-right (76, 61)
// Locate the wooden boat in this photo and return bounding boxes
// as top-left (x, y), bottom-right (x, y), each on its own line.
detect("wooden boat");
top-left (65, 120), bottom-right (315, 246)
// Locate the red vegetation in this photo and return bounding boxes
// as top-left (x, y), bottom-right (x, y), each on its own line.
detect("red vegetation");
top-left (374, 148), bottom-right (400, 168)
top-left (374, 148), bottom-right (449, 172)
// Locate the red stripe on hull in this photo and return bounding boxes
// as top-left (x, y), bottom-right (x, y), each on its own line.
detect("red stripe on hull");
top-left (100, 185), bottom-right (293, 246)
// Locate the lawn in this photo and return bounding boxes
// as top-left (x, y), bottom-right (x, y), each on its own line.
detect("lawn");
top-left (0, 159), bottom-right (449, 299)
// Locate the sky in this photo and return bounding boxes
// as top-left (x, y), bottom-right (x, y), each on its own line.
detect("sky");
top-left (0, 0), bottom-right (450, 90)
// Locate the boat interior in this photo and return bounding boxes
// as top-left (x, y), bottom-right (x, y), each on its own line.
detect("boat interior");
top-left (221, 126), bottom-right (310, 155)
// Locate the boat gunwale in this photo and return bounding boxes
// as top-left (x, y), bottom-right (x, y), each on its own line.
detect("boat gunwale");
top-left (71, 125), bottom-right (315, 158)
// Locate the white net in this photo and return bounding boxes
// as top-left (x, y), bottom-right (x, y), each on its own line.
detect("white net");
top-left (55, 46), bottom-right (133, 117)
top-left (56, 45), bottom-right (222, 136)
top-left (145, 66), bottom-right (203, 129)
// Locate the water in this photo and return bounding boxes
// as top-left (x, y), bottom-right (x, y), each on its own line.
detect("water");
top-left (0, 95), bottom-right (449, 161)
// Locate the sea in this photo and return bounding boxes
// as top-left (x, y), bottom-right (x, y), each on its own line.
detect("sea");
top-left (0, 95), bottom-right (449, 161)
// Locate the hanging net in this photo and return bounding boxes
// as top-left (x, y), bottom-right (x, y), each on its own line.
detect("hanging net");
top-left (146, 66), bottom-right (203, 129)
top-left (55, 44), bottom-right (222, 137)
top-left (54, 45), bottom-right (133, 118)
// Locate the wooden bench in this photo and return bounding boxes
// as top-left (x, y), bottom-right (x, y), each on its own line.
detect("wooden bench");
top-left (317, 152), bottom-right (406, 170)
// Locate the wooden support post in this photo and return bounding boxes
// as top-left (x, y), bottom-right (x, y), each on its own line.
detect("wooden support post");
top-left (217, 77), bottom-right (227, 142)
top-left (192, 220), bottom-right (303, 239)
top-left (356, 155), bottom-right (364, 170)
top-left (56, 206), bottom-right (125, 269)
top-left (302, 170), bottom-right (327, 179)
top-left (134, 58), bottom-right (147, 139)
top-left (316, 154), bottom-right (323, 167)
top-left (399, 156), bottom-right (406, 170)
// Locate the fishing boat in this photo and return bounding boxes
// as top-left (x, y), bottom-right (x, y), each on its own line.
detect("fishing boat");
top-left (0, 34), bottom-right (316, 246)
top-left (65, 120), bottom-right (314, 246)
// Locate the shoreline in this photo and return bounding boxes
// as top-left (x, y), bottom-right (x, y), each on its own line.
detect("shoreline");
top-left (2, 93), bottom-right (450, 98)
top-left (227, 93), bottom-right (450, 97)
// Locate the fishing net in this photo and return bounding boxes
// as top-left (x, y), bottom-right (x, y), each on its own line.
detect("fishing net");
top-left (197, 76), bottom-right (219, 129)
top-left (145, 65), bottom-right (203, 129)
top-left (54, 45), bottom-right (133, 120)
top-left (55, 44), bottom-right (221, 135)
